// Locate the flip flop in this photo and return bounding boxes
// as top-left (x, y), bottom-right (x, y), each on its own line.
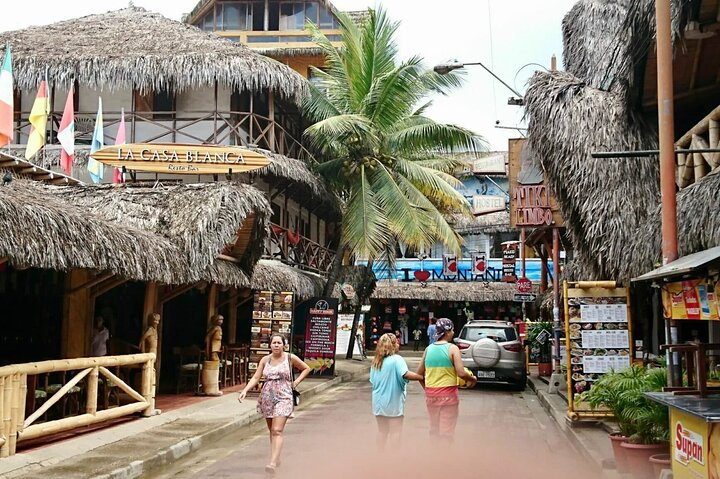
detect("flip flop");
top-left (265, 464), bottom-right (276, 474)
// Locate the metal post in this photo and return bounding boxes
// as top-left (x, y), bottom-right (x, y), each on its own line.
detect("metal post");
top-left (520, 228), bottom-right (526, 278)
top-left (552, 228), bottom-right (561, 373)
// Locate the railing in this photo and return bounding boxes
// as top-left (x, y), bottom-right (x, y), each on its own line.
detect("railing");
top-left (675, 104), bottom-right (720, 189)
top-left (0, 353), bottom-right (156, 457)
top-left (216, 29), bottom-right (343, 49)
top-left (12, 110), bottom-right (315, 163)
top-left (264, 223), bottom-right (335, 274)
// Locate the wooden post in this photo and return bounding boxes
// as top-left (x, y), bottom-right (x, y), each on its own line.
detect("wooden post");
top-left (86, 367), bottom-right (99, 415)
top-left (142, 282), bottom-right (159, 331)
top-left (207, 283), bottom-right (218, 327)
top-left (9, 374), bottom-right (19, 455)
top-left (63, 269), bottom-right (92, 358)
top-left (540, 248), bottom-right (549, 293)
top-left (141, 357), bottom-right (155, 417)
top-left (1, 375), bottom-right (10, 457)
top-left (268, 90), bottom-right (276, 151)
top-left (0, 377), bottom-right (4, 454)
top-left (17, 374), bottom-right (26, 435)
top-left (228, 289), bottom-right (238, 344)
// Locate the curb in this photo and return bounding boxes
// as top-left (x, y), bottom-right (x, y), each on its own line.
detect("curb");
top-left (96, 367), bottom-right (369, 479)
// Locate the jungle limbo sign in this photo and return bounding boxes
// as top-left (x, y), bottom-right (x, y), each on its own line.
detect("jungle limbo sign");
top-left (89, 143), bottom-right (272, 174)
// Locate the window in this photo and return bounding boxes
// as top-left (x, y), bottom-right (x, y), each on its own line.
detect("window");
top-left (219, 2), bottom-right (254, 31)
top-left (318, 6), bottom-right (336, 28)
top-left (279, 2), bottom-right (326, 30)
top-left (201, 11), bottom-right (214, 31)
top-left (460, 326), bottom-right (517, 342)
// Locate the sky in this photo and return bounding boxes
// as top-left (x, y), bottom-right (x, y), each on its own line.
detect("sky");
top-left (0, 0), bottom-right (578, 150)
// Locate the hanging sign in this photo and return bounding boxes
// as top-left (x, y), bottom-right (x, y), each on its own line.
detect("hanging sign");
top-left (472, 253), bottom-right (487, 275)
top-left (89, 143), bottom-right (272, 175)
top-left (442, 254), bottom-right (458, 277)
top-left (501, 244), bottom-right (518, 282)
top-left (662, 280), bottom-right (720, 320)
top-left (303, 298), bottom-right (338, 377)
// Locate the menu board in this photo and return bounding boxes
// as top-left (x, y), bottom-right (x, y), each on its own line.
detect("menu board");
top-left (564, 285), bottom-right (633, 416)
top-left (303, 298), bottom-right (338, 377)
top-left (248, 290), bottom-right (294, 377)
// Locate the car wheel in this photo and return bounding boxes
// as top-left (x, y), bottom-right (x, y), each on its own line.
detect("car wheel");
top-left (513, 373), bottom-right (527, 391)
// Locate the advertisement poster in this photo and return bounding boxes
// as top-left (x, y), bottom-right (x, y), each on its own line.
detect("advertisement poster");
top-left (336, 313), bottom-right (364, 356)
top-left (670, 408), bottom-right (720, 479)
top-left (303, 298), bottom-right (338, 377)
top-left (662, 280), bottom-right (720, 320)
top-left (249, 291), bottom-right (294, 376)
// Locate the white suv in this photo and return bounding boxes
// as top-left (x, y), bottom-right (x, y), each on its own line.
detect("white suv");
top-left (455, 320), bottom-right (526, 391)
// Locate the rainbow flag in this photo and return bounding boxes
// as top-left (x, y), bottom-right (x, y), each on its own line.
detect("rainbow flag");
top-left (87, 97), bottom-right (104, 183)
top-left (0, 47), bottom-right (13, 147)
top-left (25, 81), bottom-right (48, 160)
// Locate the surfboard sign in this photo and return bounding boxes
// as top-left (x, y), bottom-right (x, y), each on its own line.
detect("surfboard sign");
top-left (89, 143), bottom-right (272, 175)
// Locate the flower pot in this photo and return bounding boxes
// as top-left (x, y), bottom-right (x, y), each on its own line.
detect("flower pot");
top-left (609, 433), bottom-right (629, 473)
top-left (649, 453), bottom-right (671, 479)
top-left (620, 442), bottom-right (668, 479)
top-left (537, 362), bottom-right (552, 377)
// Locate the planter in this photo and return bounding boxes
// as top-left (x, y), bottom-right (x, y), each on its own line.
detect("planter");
top-left (649, 453), bottom-right (671, 479)
top-left (537, 362), bottom-right (552, 377)
top-left (609, 433), bottom-right (629, 473)
top-left (620, 442), bottom-right (668, 479)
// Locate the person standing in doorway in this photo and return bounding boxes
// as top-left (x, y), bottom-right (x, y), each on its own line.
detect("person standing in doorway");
top-left (412, 327), bottom-right (422, 351)
top-left (370, 333), bottom-right (424, 451)
top-left (398, 313), bottom-right (409, 346)
top-left (417, 318), bottom-right (476, 441)
top-left (91, 316), bottom-right (110, 357)
top-left (426, 318), bottom-right (437, 346)
top-left (238, 334), bottom-right (311, 474)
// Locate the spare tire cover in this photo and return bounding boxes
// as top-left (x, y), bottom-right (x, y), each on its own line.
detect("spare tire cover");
top-left (471, 338), bottom-right (501, 368)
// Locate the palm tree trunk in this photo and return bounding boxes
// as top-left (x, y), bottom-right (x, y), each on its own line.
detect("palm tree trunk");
top-left (345, 259), bottom-right (374, 359)
top-left (322, 244), bottom-right (346, 298)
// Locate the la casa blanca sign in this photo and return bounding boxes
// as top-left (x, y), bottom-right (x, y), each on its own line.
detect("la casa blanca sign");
top-left (90, 143), bottom-right (272, 175)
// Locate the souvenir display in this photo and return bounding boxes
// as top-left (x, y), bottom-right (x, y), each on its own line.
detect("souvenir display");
top-left (248, 290), bottom-right (294, 382)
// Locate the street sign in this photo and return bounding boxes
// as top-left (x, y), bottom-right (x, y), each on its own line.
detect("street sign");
top-left (536, 329), bottom-right (551, 345)
top-left (516, 277), bottom-right (532, 293)
top-left (513, 293), bottom-right (537, 303)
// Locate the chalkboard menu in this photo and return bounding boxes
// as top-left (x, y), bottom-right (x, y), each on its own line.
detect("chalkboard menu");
top-left (303, 298), bottom-right (338, 377)
top-left (248, 290), bottom-right (294, 375)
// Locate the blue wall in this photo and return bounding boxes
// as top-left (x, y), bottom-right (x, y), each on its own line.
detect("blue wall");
top-left (363, 258), bottom-right (552, 282)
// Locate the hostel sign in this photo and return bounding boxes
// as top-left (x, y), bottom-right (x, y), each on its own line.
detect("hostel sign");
top-left (89, 143), bottom-right (272, 175)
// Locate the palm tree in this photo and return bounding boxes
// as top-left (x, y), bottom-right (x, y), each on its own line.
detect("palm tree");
top-left (304, 7), bottom-right (486, 358)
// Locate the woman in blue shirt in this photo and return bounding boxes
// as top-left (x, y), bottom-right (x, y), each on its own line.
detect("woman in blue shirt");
top-left (370, 333), bottom-right (423, 451)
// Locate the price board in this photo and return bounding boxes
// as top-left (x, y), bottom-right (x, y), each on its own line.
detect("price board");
top-left (248, 290), bottom-right (294, 386)
top-left (563, 281), bottom-right (633, 420)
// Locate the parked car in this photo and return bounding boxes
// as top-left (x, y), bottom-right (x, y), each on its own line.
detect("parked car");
top-left (455, 320), bottom-right (526, 390)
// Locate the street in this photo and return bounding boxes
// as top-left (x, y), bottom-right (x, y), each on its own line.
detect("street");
top-left (144, 359), bottom-right (600, 479)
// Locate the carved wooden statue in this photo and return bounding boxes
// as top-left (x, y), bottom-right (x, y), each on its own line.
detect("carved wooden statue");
top-left (139, 313), bottom-right (161, 356)
top-left (205, 314), bottom-right (224, 362)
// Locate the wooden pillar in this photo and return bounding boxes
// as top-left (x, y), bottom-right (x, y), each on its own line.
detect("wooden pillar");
top-left (268, 90), bottom-right (276, 152)
top-left (62, 269), bottom-right (92, 358)
top-left (228, 289), bottom-right (238, 344)
top-left (207, 283), bottom-right (218, 327)
top-left (540, 251), bottom-right (549, 293)
top-left (142, 282), bottom-right (159, 330)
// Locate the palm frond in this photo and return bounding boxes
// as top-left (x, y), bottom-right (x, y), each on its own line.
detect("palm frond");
top-left (342, 165), bottom-right (390, 259)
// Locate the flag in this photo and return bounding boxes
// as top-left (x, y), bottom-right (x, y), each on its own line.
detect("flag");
top-left (57, 86), bottom-right (75, 175)
top-left (25, 81), bottom-right (48, 160)
top-left (113, 108), bottom-right (126, 184)
top-left (87, 97), bottom-right (104, 183)
top-left (0, 46), bottom-right (13, 147)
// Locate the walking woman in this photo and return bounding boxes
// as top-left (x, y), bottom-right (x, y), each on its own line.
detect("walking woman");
top-left (238, 334), bottom-right (311, 473)
top-left (417, 318), bottom-right (476, 441)
top-left (370, 333), bottom-right (423, 451)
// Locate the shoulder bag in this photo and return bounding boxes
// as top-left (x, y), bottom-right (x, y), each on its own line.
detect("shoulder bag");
top-left (288, 353), bottom-right (300, 406)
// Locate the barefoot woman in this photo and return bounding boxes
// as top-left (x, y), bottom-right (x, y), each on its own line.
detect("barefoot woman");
top-left (239, 334), bottom-right (310, 473)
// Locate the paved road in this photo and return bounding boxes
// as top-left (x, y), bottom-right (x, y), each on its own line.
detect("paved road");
top-left (145, 359), bottom-right (600, 479)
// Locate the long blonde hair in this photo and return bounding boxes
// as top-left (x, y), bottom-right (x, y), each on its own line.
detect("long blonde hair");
top-left (373, 333), bottom-right (397, 370)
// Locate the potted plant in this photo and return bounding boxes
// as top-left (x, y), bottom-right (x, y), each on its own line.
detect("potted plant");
top-left (580, 365), bottom-right (669, 476)
top-left (526, 322), bottom-right (553, 377)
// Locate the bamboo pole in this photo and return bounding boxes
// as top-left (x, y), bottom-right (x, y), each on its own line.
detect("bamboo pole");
top-left (9, 374), bottom-right (19, 454)
top-left (86, 366), bottom-right (98, 415)
top-left (1, 375), bottom-right (10, 457)
top-left (20, 402), bottom-right (148, 442)
top-left (693, 151), bottom-right (707, 182)
top-left (140, 360), bottom-right (155, 417)
top-left (98, 366), bottom-right (146, 404)
top-left (0, 376), bottom-right (4, 453)
top-left (675, 104), bottom-right (720, 147)
top-left (572, 281), bottom-right (620, 289)
top-left (0, 353), bottom-right (155, 377)
top-left (23, 368), bottom-right (91, 429)
top-left (694, 132), bottom-right (720, 168)
top-left (679, 152), bottom-right (694, 188)
top-left (17, 374), bottom-right (26, 435)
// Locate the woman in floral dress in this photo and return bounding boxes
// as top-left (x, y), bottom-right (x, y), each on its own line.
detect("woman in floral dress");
top-left (239, 334), bottom-right (310, 473)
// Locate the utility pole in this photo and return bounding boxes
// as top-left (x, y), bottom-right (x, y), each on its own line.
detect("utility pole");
top-left (655, 0), bottom-right (680, 386)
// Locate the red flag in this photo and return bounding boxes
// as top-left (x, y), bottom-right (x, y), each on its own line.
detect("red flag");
top-left (57, 86), bottom-right (75, 175)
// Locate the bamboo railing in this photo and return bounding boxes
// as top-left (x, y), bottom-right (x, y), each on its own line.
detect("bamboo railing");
top-left (676, 104), bottom-right (720, 188)
top-left (0, 353), bottom-right (156, 458)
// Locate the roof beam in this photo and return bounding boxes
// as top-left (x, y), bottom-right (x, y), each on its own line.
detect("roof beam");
top-left (689, 38), bottom-right (704, 91)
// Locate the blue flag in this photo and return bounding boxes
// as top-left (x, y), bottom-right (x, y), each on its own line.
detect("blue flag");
top-left (87, 97), bottom-right (104, 183)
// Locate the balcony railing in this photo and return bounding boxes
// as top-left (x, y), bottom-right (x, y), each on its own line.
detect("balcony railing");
top-left (12, 110), bottom-right (314, 163)
top-left (216, 29), bottom-right (343, 50)
top-left (264, 223), bottom-right (335, 274)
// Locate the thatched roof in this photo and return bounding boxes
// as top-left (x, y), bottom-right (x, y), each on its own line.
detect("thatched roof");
top-left (449, 211), bottom-right (511, 235)
top-left (0, 179), bottom-right (179, 281)
top-left (0, 151), bottom-right (80, 186)
top-left (371, 280), bottom-right (520, 303)
top-left (524, 0), bottom-right (691, 281)
top-left (203, 259), bottom-right (324, 299)
top-left (47, 182), bottom-right (271, 282)
top-left (0, 7), bottom-right (307, 103)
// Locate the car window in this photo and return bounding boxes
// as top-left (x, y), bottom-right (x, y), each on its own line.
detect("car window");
top-left (460, 326), bottom-right (517, 342)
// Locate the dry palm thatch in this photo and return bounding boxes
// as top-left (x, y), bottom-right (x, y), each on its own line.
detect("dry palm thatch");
top-left (0, 179), bottom-right (180, 282)
top-left (524, 0), bottom-right (690, 281)
top-left (0, 7), bottom-right (307, 103)
top-left (449, 211), bottom-right (511, 235)
top-left (371, 280), bottom-right (520, 303)
top-left (48, 182), bottom-right (271, 283)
